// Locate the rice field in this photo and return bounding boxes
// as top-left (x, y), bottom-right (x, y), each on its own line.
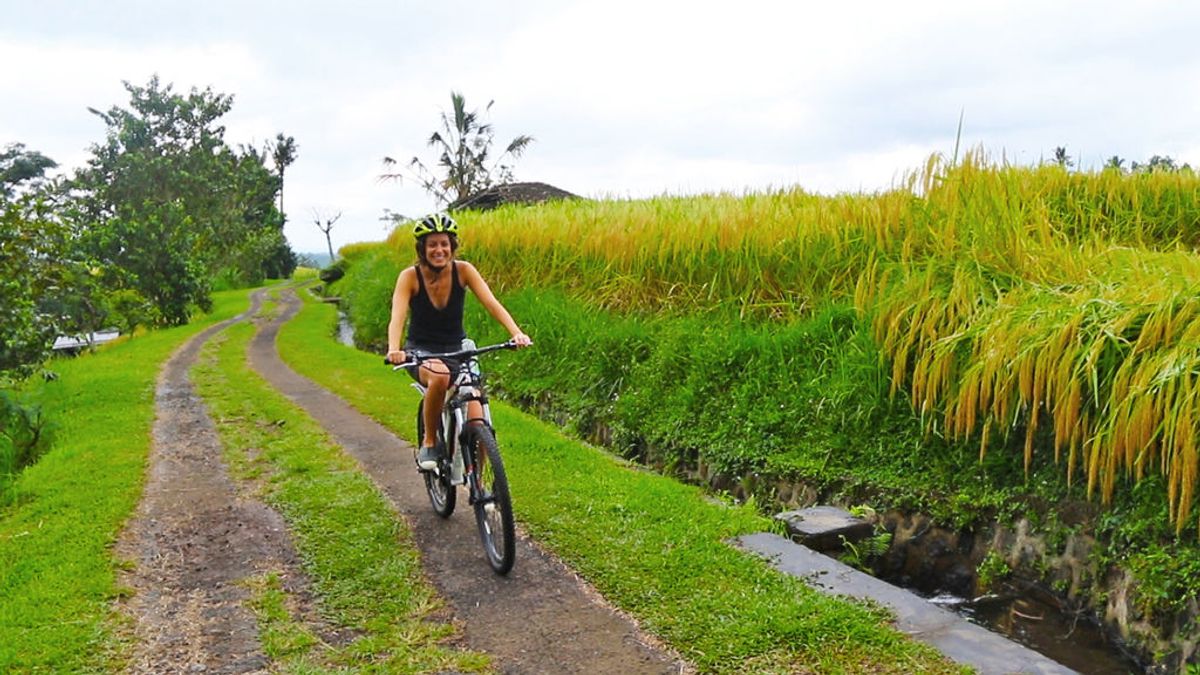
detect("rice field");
top-left (366, 150), bottom-right (1200, 534)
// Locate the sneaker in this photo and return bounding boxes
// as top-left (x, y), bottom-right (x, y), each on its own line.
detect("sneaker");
top-left (416, 445), bottom-right (441, 471)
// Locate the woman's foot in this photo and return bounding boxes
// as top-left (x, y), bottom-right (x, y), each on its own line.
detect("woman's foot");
top-left (416, 444), bottom-right (441, 470)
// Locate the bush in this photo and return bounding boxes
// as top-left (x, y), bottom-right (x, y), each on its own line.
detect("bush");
top-left (460, 287), bottom-right (1009, 501)
top-left (102, 289), bottom-right (159, 334)
top-left (0, 390), bottom-right (52, 503)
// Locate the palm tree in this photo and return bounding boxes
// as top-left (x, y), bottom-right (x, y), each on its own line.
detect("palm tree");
top-left (1052, 146), bottom-right (1073, 169)
top-left (272, 134), bottom-right (297, 221)
top-left (382, 91), bottom-right (533, 205)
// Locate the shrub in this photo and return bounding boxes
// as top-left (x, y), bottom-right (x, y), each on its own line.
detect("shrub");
top-left (0, 390), bottom-right (52, 503)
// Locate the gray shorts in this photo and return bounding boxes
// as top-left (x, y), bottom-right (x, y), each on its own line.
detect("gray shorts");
top-left (403, 338), bottom-right (476, 382)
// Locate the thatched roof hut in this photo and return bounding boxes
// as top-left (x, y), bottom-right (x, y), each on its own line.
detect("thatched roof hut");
top-left (448, 181), bottom-right (580, 212)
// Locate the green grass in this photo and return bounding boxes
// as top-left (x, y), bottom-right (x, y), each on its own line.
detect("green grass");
top-left (242, 571), bottom-right (323, 663)
top-left (0, 289), bottom-right (252, 672)
top-left (190, 303), bottom-right (489, 673)
top-left (277, 282), bottom-right (964, 673)
top-left (337, 153), bottom-right (1200, 537)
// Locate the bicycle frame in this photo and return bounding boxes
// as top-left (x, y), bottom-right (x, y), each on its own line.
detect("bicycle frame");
top-left (392, 340), bottom-right (514, 484)
top-left (409, 359), bottom-right (493, 486)
top-left (388, 339), bottom-right (520, 573)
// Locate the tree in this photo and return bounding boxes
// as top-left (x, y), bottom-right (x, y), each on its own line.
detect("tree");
top-left (1132, 155), bottom-right (1192, 173)
top-left (382, 91), bottom-right (534, 205)
top-left (70, 76), bottom-right (294, 323)
top-left (1052, 146), bottom-right (1073, 169)
top-left (313, 209), bottom-right (341, 262)
top-left (379, 209), bottom-right (410, 234)
top-left (0, 146), bottom-right (104, 383)
top-left (0, 144), bottom-right (57, 199)
top-left (271, 133), bottom-right (298, 221)
top-left (1104, 156), bottom-right (1126, 172)
top-left (1, 194), bottom-right (93, 383)
top-left (223, 143), bottom-right (294, 282)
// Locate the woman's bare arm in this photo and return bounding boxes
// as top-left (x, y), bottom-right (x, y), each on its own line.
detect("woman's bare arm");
top-left (387, 267), bottom-right (417, 362)
top-left (459, 261), bottom-right (531, 345)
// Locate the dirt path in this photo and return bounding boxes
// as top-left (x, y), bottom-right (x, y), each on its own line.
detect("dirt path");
top-left (247, 288), bottom-right (686, 674)
top-left (117, 288), bottom-right (685, 673)
top-left (115, 293), bottom-right (323, 673)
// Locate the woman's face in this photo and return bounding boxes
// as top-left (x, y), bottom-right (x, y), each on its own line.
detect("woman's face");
top-left (422, 233), bottom-right (454, 268)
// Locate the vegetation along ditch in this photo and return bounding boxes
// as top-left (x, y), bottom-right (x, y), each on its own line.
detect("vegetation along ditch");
top-left (279, 282), bottom-right (964, 673)
top-left (328, 152), bottom-right (1200, 673)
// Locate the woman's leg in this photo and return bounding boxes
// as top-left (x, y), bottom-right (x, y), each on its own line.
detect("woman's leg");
top-left (418, 358), bottom-right (451, 455)
top-left (466, 400), bottom-right (485, 428)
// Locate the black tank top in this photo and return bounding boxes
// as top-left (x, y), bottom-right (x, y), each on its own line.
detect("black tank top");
top-left (407, 262), bottom-right (467, 349)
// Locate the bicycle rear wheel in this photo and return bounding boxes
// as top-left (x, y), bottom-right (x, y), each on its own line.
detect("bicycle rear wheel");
top-left (417, 400), bottom-right (455, 517)
top-left (467, 424), bottom-right (515, 574)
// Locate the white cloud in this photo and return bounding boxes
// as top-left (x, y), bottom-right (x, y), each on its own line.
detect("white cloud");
top-left (3, 0), bottom-right (1199, 253)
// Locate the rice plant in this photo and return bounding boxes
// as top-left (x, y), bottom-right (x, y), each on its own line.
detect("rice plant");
top-left (364, 149), bottom-right (1200, 533)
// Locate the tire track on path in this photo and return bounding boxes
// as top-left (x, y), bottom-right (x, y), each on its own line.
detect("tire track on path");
top-left (249, 287), bottom-right (686, 674)
top-left (116, 291), bottom-right (318, 673)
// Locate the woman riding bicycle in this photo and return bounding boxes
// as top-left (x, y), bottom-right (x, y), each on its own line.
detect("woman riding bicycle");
top-left (386, 213), bottom-right (532, 470)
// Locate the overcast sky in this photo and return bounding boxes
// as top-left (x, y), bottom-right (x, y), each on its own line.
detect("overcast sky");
top-left (3, 1), bottom-right (1198, 254)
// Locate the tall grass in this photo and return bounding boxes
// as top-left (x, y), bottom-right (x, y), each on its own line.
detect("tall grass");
top-left (352, 150), bottom-right (1200, 534)
top-left (387, 186), bottom-right (905, 318)
top-left (427, 150), bottom-right (1200, 316)
top-left (859, 156), bottom-right (1200, 534)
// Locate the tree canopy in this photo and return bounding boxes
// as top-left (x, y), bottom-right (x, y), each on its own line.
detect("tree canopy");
top-left (0, 144), bottom-right (58, 199)
top-left (2, 76), bottom-right (300, 383)
top-left (382, 91), bottom-right (534, 206)
top-left (70, 76), bottom-right (294, 325)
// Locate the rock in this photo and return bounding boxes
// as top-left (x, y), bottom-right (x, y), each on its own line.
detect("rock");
top-left (776, 505), bottom-right (875, 552)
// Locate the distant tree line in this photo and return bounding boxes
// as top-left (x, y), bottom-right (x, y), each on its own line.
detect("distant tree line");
top-left (1052, 145), bottom-right (1193, 174)
top-left (1, 76), bottom-right (298, 385)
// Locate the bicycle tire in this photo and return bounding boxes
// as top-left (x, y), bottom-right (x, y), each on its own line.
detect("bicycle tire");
top-left (417, 400), bottom-right (455, 517)
top-left (467, 424), bottom-right (515, 574)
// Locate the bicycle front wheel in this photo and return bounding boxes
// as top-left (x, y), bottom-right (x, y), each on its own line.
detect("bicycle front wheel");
top-left (467, 424), bottom-right (515, 574)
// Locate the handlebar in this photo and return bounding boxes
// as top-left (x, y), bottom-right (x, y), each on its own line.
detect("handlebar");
top-left (384, 339), bottom-right (520, 369)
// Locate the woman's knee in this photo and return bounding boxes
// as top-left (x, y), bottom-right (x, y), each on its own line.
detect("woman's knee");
top-left (421, 361), bottom-right (451, 388)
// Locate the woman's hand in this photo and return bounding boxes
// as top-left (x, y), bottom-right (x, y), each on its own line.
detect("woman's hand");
top-left (511, 332), bottom-right (533, 348)
top-left (387, 349), bottom-right (407, 364)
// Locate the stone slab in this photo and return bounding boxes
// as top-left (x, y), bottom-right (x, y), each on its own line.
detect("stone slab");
top-left (775, 505), bottom-right (875, 551)
top-left (734, 532), bottom-right (1077, 675)
top-left (52, 329), bottom-right (120, 351)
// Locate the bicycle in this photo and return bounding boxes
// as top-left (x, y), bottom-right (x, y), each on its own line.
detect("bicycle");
top-left (387, 340), bottom-right (519, 574)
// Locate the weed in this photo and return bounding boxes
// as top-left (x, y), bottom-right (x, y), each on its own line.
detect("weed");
top-left (976, 551), bottom-right (1012, 592)
top-left (839, 531), bottom-right (893, 572)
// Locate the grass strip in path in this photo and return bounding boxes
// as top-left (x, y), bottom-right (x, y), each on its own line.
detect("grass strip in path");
top-left (0, 289), bottom-right (254, 672)
top-left (276, 283), bottom-right (966, 674)
top-left (191, 298), bottom-right (489, 673)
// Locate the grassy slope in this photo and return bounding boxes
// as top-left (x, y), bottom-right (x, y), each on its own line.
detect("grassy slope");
top-left (277, 283), bottom-right (965, 674)
top-left (0, 289), bottom-right (251, 672)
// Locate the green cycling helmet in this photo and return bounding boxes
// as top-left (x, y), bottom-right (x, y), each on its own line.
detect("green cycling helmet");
top-left (413, 213), bottom-right (458, 239)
